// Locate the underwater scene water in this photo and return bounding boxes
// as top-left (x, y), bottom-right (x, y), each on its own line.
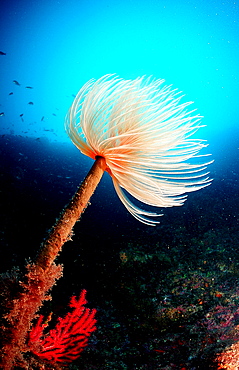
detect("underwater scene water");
top-left (0, 0), bottom-right (239, 369)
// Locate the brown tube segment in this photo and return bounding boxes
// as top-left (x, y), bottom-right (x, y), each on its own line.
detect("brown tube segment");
top-left (36, 156), bottom-right (107, 271)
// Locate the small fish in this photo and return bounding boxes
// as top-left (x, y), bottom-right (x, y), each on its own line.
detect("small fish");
top-left (0, 51), bottom-right (6, 56)
top-left (9, 92), bottom-right (13, 95)
top-left (0, 112), bottom-right (5, 117)
top-left (13, 80), bottom-right (20, 86)
top-left (41, 116), bottom-right (44, 121)
top-left (25, 86), bottom-right (33, 89)
top-left (28, 102), bottom-right (34, 105)
top-left (19, 113), bottom-right (24, 122)
top-left (52, 113), bottom-right (56, 116)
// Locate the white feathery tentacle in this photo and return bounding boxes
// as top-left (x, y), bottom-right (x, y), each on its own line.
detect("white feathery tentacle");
top-left (65, 74), bottom-right (213, 225)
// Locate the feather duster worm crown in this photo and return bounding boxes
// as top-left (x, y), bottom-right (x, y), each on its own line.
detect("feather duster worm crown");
top-left (65, 74), bottom-right (212, 225)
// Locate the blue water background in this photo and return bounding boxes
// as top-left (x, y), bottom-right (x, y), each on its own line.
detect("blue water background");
top-left (0, 0), bottom-right (238, 148)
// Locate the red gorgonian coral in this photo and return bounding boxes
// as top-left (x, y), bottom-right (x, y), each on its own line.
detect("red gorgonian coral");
top-left (28, 289), bottom-right (97, 363)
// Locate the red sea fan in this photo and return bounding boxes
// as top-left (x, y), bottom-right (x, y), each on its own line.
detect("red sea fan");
top-left (28, 289), bottom-right (97, 363)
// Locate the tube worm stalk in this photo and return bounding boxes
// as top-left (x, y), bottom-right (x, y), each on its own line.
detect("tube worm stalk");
top-left (0, 156), bottom-right (106, 368)
top-left (36, 156), bottom-right (107, 271)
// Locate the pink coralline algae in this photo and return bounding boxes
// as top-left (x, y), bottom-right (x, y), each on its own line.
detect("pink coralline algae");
top-left (28, 289), bottom-right (97, 363)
